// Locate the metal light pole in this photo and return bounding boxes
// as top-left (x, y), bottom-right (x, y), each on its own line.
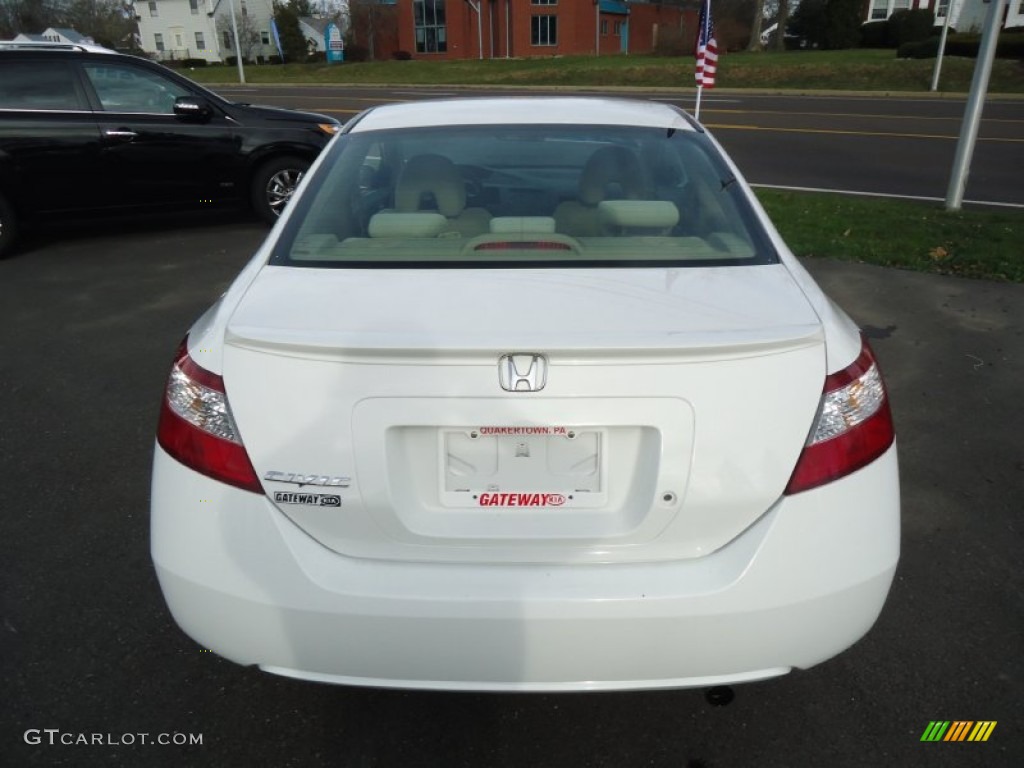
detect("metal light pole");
top-left (930, 0), bottom-right (956, 92)
top-left (466, 0), bottom-right (484, 60)
top-left (227, 0), bottom-right (246, 84)
top-left (945, 0), bottom-right (1006, 210)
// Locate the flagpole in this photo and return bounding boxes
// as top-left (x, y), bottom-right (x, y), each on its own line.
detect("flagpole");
top-left (694, 0), bottom-right (716, 122)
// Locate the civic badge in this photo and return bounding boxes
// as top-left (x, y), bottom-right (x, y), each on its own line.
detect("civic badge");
top-left (498, 354), bottom-right (547, 392)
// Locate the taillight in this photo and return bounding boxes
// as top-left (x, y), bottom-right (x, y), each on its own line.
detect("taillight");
top-left (156, 339), bottom-right (262, 494)
top-left (784, 335), bottom-right (895, 495)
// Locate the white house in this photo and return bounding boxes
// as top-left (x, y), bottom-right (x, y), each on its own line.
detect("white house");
top-left (135, 0), bottom-right (279, 62)
top-left (14, 28), bottom-right (96, 45)
top-left (299, 16), bottom-right (329, 53)
top-left (865, 0), bottom-right (1024, 31)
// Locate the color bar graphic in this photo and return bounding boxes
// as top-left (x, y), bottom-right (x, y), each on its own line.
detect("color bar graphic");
top-left (967, 721), bottom-right (997, 742)
top-left (921, 721), bottom-right (950, 741)
top-left (920, 721), bottom-right (996, 742)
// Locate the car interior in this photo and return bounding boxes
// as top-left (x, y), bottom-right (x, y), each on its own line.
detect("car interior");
top-left (279, 127), bottom-right (769, 266)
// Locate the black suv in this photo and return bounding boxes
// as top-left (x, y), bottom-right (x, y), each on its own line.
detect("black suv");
top-left (0, 42), bottom-right (341, 258)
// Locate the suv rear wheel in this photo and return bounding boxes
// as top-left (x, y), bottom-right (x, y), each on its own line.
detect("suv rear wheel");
top-left (251, 155), bottom-right (310, 224)
top-left (0, 193), bottom-right (16, 259)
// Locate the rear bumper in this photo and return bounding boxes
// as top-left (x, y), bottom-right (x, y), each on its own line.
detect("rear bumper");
top-left (151, 443), bottom-right (899, 692)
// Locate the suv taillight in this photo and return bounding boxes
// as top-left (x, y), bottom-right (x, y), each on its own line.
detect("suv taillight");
top-left (156, 340), bottom-right (262, 494)
top-left (784, 336), bottom-right (895, 495)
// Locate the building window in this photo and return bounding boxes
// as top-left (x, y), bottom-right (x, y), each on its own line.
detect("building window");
top-left (195, 31), bottom-right (205, 49)
top-left (614, 21), bottom-right (623, 35)
top-left (413, 0), bottom-right (448, 54)
top-left (190, 0), bottom-right (199, 14)
top-left (600, 20), bottom-right (608, 35)
top-left (531, 15), bottom-right (557, 46)
top-left (223, 30), bottom-right (231, 48)
top-left (262, 31), bottom-right (270, 45)
top-left (154, 33), bottom-right (164, 51)
top-left (531, 0), bottom-right (556, 4)
top-left (148, 1), bottom-right (158, 17)
top-left (869, 0), bottom-right (912, 22)
top-left (241, 0), bottom-right (247, 16)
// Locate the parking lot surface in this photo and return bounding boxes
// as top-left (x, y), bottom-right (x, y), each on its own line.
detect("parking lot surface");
top-left (1, 217), bottom-right (1021, 767)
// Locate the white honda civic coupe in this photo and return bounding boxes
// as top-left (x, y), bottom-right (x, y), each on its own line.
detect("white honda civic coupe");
top-left (151, 97), bottom-right (899, 692)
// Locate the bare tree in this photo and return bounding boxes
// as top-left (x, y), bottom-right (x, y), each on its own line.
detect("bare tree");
top-left (216, 9), bottom-right (263, 62)
top-left (712, 0), bottom-right (757, 52)
top-left (348, 0), bottom-right (388, 60)
top-left (0, 0), bottom-right (68, 38)
top-left (747, 1), bottom-right (765, 51)
top-left (1, 0), bottom-right (136, 48)
top-left (66, 0), bottom-right (137, 49)
top-left (772, 0), bottom-right (789, 51)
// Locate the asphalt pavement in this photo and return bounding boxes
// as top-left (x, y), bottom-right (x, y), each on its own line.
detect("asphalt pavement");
top-left (1, 217), bottom-right (1021, 767)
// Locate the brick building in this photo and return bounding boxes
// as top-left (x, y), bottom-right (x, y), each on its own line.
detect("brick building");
top-left (391, 0), bottom-right (693, 60)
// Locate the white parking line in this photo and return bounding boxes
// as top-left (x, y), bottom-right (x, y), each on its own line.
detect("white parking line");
top-left (750, 183), bottom-right (1024, 210)
top-left (392, 91), bottom-right (459, 97)
top-left (651, 97), bottom-right (742, 104)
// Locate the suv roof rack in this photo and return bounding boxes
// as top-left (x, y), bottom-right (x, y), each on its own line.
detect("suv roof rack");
top-left (0, 40), bottom-right (115, 54)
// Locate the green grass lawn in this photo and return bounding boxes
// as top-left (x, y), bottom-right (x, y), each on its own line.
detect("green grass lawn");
top-left (185, 49), bottom-right (1024, 93)
top-left (757, 189), bottom-right (1024, 282)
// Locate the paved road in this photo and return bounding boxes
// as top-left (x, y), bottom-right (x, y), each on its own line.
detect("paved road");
top-left (215, 85), bottom-right (1024, 206)
top-left (1, 217), bottom-right (1021, 767)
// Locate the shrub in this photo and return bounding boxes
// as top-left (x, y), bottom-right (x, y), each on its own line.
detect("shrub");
top-left (392, 50), bottom-right (412, 60)
top-left (998, 34), bottom-right (1024, 58)
top-left (888, 9), bottom-right (936, 47)
top-left (897, 37), bottom-right (940, 59)
top-left (944, 35), bottom-right (979, 57)
top-left (162, 58), bottom-right (206, 69)
top-left (860, 21), bottom-right (888, 49)
top-left (944, 32), bottom-right (1024, 59)
top-left (861, 10), bottom-right (942, 49)
top-left (345, 42), bottom-right (369, 62)
top-left (822, 0), bottom-right (863, 50)
top-left (652, 24), bottom-right (691, 57)
top-left (792, 0), bottom-right (863, 50)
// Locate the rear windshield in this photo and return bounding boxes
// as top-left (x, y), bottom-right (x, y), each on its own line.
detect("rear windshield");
top-left (269, 123), bottom-right (778, 269)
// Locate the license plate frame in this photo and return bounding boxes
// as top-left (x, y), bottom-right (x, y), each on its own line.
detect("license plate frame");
top-left (438, 426), bottom-right (607, 509)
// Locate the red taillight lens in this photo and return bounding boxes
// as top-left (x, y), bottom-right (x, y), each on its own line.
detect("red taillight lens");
top-left (784, 336), bottom-right (895, 495)
top-left (156, 339), bottom-right (263, 494)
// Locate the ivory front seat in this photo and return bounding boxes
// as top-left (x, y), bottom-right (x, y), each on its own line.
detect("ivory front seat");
top-left (393, 154), bottom-right (491, 237)
top-left (554, 146), bottom-right (650, 237)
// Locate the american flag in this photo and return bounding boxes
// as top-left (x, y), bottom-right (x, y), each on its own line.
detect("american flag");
top-left (695, 0), bottom-right (719, 89)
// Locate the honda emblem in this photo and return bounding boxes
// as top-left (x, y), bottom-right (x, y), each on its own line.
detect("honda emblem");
top-left (498, 354), bottom-right (547, 392)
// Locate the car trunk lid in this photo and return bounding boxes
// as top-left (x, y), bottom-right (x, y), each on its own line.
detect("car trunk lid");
top-left (222, 265), bottom-right (825, 564)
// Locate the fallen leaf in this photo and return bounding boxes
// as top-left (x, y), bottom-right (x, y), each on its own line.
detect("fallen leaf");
top-left (929, 246), bottom-right (950, 261)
